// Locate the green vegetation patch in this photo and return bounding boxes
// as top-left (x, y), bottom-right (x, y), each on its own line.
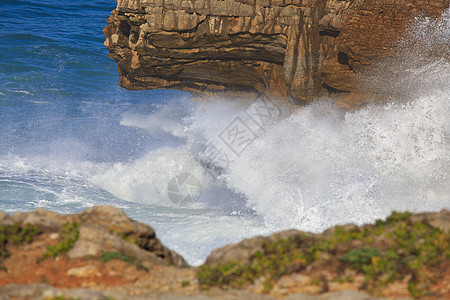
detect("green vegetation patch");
top-left (39, 222), bottom-right (79, 261)
top-left (198, 234), bottom-right (310, 290)
top-left (43, 297), bottom-right (115, 300)
top-left (109, 229), bottom-right (140, 246)
top-left (197, 211), bottom-right (449, 297)
top-left (340, 246), bottom-right (381, 269)
top-left (181, 280), bottom-right (190, 287)
top-left (43, 296), bottom-right (81, 300)
top-left (100, 251), bottom-right (133, 263)
top-left (0, 223), bottom-right (42, 270)
top-left (100, 251), bottom-right (148, 271)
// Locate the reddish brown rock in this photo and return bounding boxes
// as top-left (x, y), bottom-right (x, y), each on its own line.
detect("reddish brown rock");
top-left (0, 208), bottom-right (448, 299)
top-left (103, 0), bottom-right (449, 106)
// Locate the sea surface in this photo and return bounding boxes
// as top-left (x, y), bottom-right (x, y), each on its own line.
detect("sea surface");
top-left (0, 1), bottom-right (449, 265)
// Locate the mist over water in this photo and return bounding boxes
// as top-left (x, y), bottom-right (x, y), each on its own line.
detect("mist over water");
top-left (0, 2), bottom-right (448, 265)
top-left (220, 10), bottom-right (450, 231)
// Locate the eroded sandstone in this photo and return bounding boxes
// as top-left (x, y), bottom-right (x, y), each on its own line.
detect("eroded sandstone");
top-left (103, 0), bottom-right (449, 106)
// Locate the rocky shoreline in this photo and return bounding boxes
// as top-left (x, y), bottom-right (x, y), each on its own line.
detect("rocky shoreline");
top-left (0, 206), bottom-right (448, 299)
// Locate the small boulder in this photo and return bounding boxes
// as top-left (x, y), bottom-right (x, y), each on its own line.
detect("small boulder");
top-left (75, 206), bottom-right (187, 267)
top-left (67, 265), bottom-right (101, 278)
top-left (67, 223), bottom-right (167, 266)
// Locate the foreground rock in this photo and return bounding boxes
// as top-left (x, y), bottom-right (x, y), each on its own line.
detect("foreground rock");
top-left (0, 207), bottom-right (448, 299)
top-left (0, 283), bottom-right (386, 300)
top-left (2, 206), bottom-right (187, 268)
top-left (200, 210), bottom-right (450, 298)
top-left (103, 0), bottom-right (449, 106)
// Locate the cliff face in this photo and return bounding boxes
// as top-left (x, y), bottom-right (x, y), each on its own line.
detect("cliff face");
top-left (103, 0), bottom-right (448, 105)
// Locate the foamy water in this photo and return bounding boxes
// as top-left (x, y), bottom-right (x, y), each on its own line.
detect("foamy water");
top-left (0, 2), bottom-right (448, 265)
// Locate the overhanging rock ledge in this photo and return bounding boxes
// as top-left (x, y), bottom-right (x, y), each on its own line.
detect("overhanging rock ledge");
top-left (104, 0), bottom-right (448, 107)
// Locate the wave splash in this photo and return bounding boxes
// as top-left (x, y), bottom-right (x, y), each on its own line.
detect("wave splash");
top-left (0, 8), bottom-right (448, 265)
top-left (90, 64), bottom-right (448, 234)
top-left (95, 10), bottom-right (449, 233)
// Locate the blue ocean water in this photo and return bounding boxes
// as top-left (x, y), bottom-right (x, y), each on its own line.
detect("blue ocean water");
top-left (0, 0), bottom-right (187, 162)
top-left (0, 0), bottom-right (265, 265)
top-left (0, 1), bottom-right (449, 265)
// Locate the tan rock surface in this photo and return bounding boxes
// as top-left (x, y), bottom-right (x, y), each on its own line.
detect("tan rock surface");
top-left (103, 0), bottom-right (449, 106)
top-left (0, 205), bottom-right (187, 268)
top-left (0, 207), bottom-right (448, 299)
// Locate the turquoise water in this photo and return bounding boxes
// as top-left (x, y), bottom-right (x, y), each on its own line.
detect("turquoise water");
top-left (0, 1), bottom-right (449, 265)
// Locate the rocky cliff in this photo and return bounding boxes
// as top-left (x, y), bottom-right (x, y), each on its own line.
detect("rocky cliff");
top-left (103, 0), bottom-right (448, 106)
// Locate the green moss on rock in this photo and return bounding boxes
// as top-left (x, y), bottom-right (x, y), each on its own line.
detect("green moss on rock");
top-left (0, 223), bottom-right (42, 270)
top-left (40, 222), bottom-right (79, 261)
top-left (100, 250), bottom-right (147, 271)
top-left (197, 211), bottom-right (449, 297)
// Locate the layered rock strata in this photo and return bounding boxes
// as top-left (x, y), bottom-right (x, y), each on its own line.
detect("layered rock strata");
top-left (104, 0), bottom-right (448, 105)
